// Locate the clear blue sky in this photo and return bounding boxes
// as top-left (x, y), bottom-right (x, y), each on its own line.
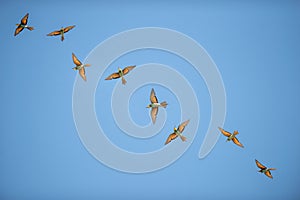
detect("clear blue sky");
top-left (1, 0), bottom-right (300, 199)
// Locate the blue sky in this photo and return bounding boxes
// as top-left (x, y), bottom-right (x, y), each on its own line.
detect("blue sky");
top-left (1, 0), bottom-right (300, 199)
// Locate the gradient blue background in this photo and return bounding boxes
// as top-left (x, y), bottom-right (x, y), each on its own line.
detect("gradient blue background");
top-left (1, 0), bottom-right (299, 199)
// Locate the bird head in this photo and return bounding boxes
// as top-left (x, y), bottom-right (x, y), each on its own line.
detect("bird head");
top-left (174, 127), bottom-right (177, 132)
top-left (146, 104), bottom-right (151, 108)
top-left (16, 23), bottom-right (20, 26)
top-left (72, 67), bottom-right (77, 70)
top-left (118, 67), bottom-right (122, 72)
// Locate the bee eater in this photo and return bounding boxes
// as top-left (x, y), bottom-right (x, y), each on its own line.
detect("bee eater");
top-left (218, 127), bottom-right (244, 148)
top-left (146, 88), bottom-right (168, 124)
top-left (105, 66), bottom-right (136, 85)
top-left (14, 13), bottom-right (34, 36)
top-left (72, 53), bottom-right (91, 81)
top-left (165, 120), bottom-right (190, 145)
top-left (255, 159), bottom-right (276, 179)
top-left (47, 25), bottom-right (75, 41)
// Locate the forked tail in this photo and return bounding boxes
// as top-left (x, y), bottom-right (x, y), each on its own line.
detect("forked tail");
top-left (26, 26), bottom-right (34, 31)
top-left (122, 77), bottom-right (127, 85)
top-left (160, 101), bottom-right (168, 108)
top-left (180, 135), bottom-right (187, 142)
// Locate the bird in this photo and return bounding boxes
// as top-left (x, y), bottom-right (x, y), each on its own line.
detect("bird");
top-left (105, 66), bottom-right (136, 85)
top-left (255, 159), bottom-right (276, 179)
top-left (146, 88), bottom-right (168, 124)
top-left (218, 127), bottom-right (244, 148)
top-left (14, 13), bottom-right (34, 36)
top-left (165, 120), bottom-right (190, 145)
top-left (72, 53), bottom-right (91, 81)
top-left (47, 25), bottom-right (75, 41)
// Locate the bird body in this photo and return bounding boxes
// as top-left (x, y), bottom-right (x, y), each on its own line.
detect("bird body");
top-left (255, 159), bottom-right (276, 179)
top-left (105, 66), bottom-right (136, 85)
top-left (47, 25), bottom-right (75, 41)
top-left (14, 13), bottom-right (34, 36)
top-left (72, 53), bottom-right (91, 81)
top-left (165, 120), bottom-right (189, 145)
top-left (146, 88), bottom-right (168, 124)
top-left (218, 127), bottom-right (244, 148)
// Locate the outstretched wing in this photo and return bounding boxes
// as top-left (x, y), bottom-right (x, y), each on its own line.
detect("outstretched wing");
top-left (14, 26), bottom-right (24, 36)
top-left (165, 133), bottom-right (178, 145)
top-left (79, 68), bottom-right (86, 81)
top-left (255, 159), bottom-right (267, 170)
top-left (178, 120), bottom-right (190, 132)
top-left (21, 13), bottom-right (29, 25)
top-left (72, 53), bottom-right (82, 66)
top-left (151, 107), bottom-right (158, 124)
top-left (122, 65), bottom-right (136, 75)
top-left (264, 170), bottom-right (273, 179)
top-left (150, 88), bottom-right (158, 103)
top-left (218, 127), bottom-right (231, 137)
top-left (105, 72), bottom-right (120, 80)
top-left (47, 30), bottom-right (61, 36)
top-left (232, 137), bottom-right (244, 148)
top-left (63, 25), bottom-right (75, 33)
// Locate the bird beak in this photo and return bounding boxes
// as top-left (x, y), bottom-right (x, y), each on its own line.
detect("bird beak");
top-left (72, 67), bottom-right (76, 70)
top-left (146, 105), bottom-right (150, 108)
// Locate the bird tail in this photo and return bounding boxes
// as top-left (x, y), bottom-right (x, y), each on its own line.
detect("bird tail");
top-left (160, 101), bottom-right (168, 108)
top-left (122, 77), bottom-right (127, 85)
top-left (233, 130), bottom-right (239, 135)
top-left (180, 135), bottom-right (187, 142)
top-left (269, 168), bottom-right (276, 171)
top-left (61, 34), bottom-right (64, 41)
top-left (26, 26), bottom-right (34, 31)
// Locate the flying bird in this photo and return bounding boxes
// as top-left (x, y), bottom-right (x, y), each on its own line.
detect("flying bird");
top-left (165, 120), bottom-right (190, 145)
top-left (14, 13), bottom-right (34, 36)
top-left (105, 66), bottom-right (136, 85)
top-left (47, 25), bottom-right (75, 41)
top-left (146, 88), bottom-right (168, 124)
top-left (72, 53), bottom-right (91, 81)
top-left (255, 159), bottom-right (276, 179)
top-left (218, 127), bottom-right (244, 148)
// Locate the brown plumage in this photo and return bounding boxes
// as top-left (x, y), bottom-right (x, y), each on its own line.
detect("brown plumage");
top-left (218, 127), bottom-right (244, 148)
top-left (105, 66), bottom-right (136, 85)
top-left (147, 88), bottom-right (168, 124)
top-left (255, 159), bottom-right (276, 179)
top-left (165, 120), bottom-right (189, 145)
top-left (47, 25), bottom-right (75, 41)
top-left (14, 13), bottom-right (34, 36)
top-left (72, 53), bottom-right (91, 81)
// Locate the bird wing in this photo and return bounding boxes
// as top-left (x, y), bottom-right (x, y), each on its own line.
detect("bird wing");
top-left (150, 88), bottom-right (158, 103)
top-left (79, 68), bottom-right (86, 81)
top-left (264, 170), bottom-right (273, 179)
top-left (21, 13), bottom-right (29, 25)
top-left (63, 25), bottom-right (75, 33)
top-left (178, 120), bottom-right (190, 132)
top-left (72, 53), bottom-right (82, 66)
top-left (151, 107), bottom-right (158, 124)
top-left (255, 159), bottom-right (267, 170)
top-left (165, 133), bottom-right (178, 145)
top-left (122, 65), bottom-right (136, 75)
top-left (105, 72), bottom-right (120, 80)
top-left (232, 137), bottom-right (244, 148)
top-left (218, 127), bottom-right (231, 137)
top-left (47, 30), bottom-right (61, 36)
top-left (14, 26), bottom-right (24, 36)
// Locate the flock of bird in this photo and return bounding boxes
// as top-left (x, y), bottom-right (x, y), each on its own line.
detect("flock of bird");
top-left (15, 13), bottom-right (276, 179)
